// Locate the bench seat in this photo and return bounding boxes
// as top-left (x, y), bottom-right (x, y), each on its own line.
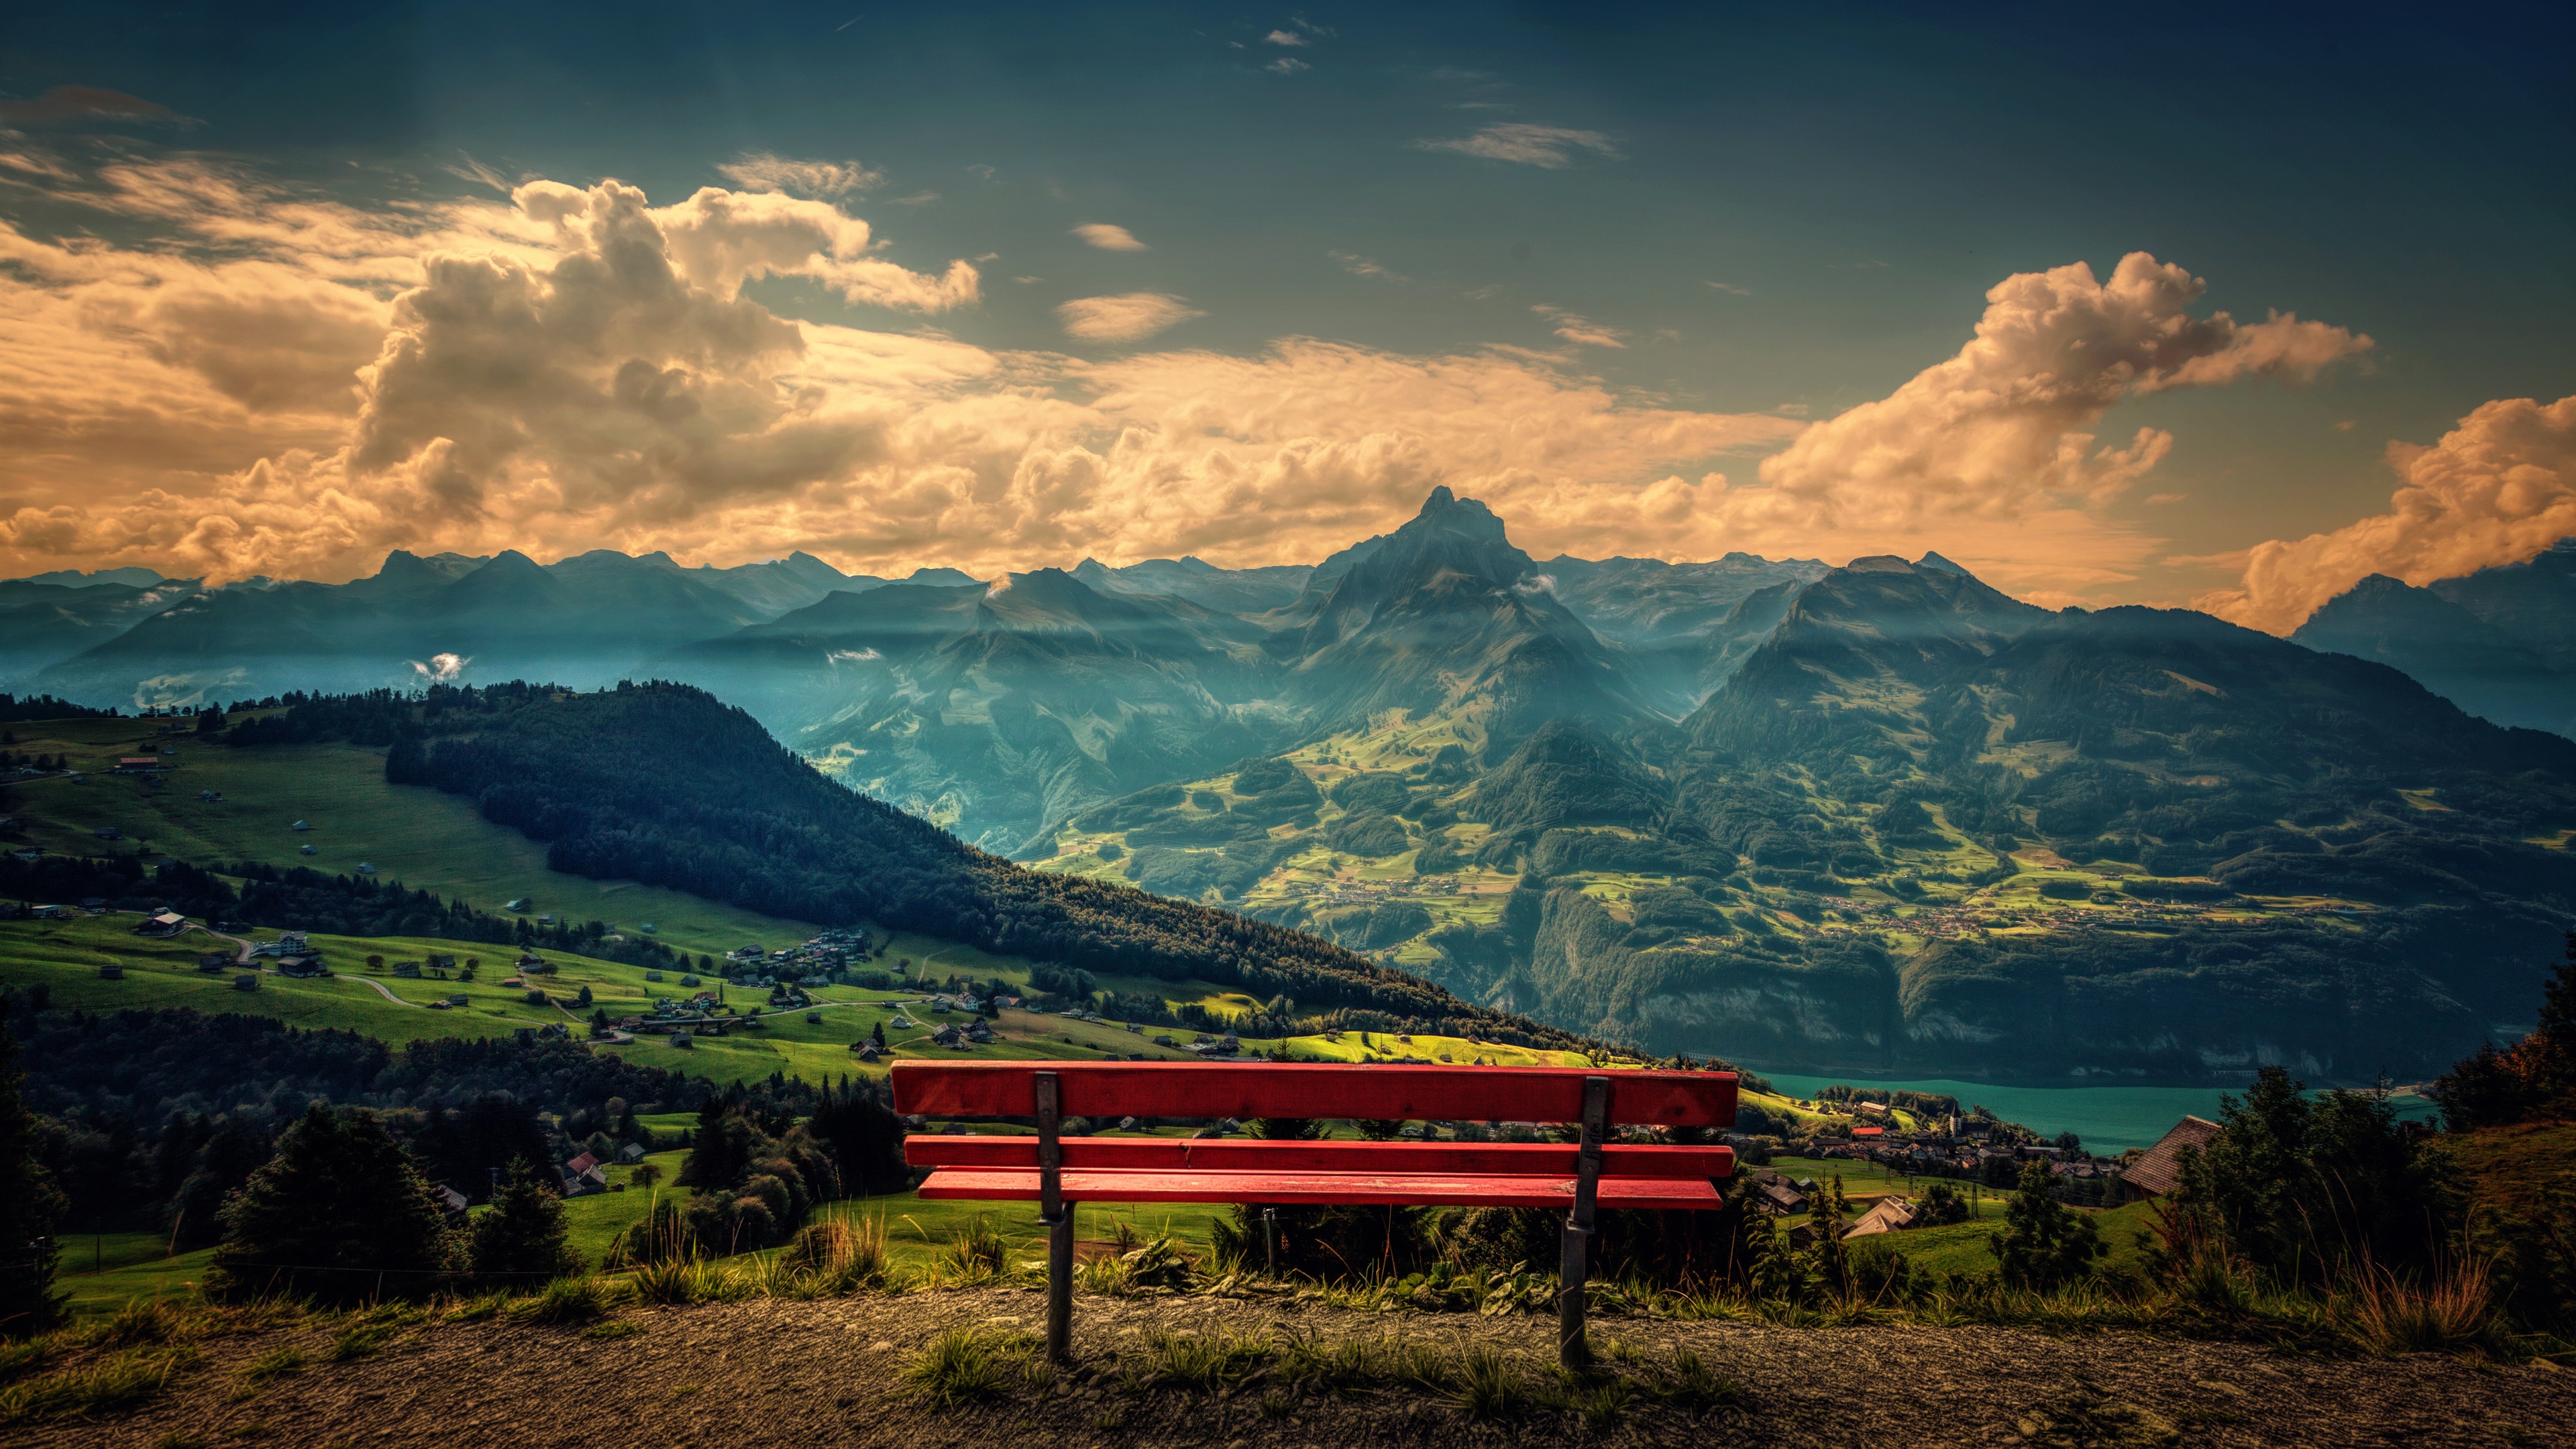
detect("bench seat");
top-left (906, 1134), bottom-right (1733, 1177)
top-left (916, 1166), bottom-right (1725, 1210)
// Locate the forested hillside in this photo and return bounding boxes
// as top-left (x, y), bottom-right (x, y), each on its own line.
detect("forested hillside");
top-left (232, 682), bottom-right (1590, 1050)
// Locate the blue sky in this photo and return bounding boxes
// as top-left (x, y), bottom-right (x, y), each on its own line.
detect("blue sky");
top-left (1, 1), bottom-right (2569, 626)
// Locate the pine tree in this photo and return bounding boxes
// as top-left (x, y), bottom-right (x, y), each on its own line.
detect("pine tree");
top-left (0, 1020), bottom-right (66, 1336)
top-left (209, 1102), bottom-right (458, 1304)
top-left (1994, 1161), bottom-right (2103, 1289)
top-left (467, 1159), bottom-right (582, 1283)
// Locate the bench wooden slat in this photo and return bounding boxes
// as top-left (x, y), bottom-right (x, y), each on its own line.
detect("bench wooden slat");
top-left (890, 1062), bottom-right (1736, 1126)
top-left (915, 1167), bottom-right (1725, 1211)
top-left (904, 1134), bottom-right (1733, 1179)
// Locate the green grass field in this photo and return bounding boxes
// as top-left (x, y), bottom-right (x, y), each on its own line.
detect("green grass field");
top-left (0, 913), bottom-right (1220, 1087)
top-left (3, 718), bottom-right (812, 959)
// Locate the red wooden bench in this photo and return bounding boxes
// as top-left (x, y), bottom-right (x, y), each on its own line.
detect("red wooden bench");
top-left (890, 1061), bottom-right (1737, 1365)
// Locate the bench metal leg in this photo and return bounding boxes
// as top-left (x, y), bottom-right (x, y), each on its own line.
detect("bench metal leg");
top-left (1046, 1210), bottom-right (1074, 1362)
top-left (1035, 1071), bottom-right (1073, 1362)
top-left (1560, 1075), bottom-right (1610, 1369)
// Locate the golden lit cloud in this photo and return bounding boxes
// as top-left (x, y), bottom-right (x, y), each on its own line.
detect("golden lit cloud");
top-left (2199, 394), bottom-right (2576, 633)
top-left (0, 166), bottom-right (2385, 604)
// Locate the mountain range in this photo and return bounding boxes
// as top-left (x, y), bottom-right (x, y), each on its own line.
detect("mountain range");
top-left (8, 493), bottom-right (2573, 1081)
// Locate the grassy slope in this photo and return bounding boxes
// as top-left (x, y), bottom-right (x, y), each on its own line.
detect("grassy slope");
top-left (3, 715), bottom-right (810, 959)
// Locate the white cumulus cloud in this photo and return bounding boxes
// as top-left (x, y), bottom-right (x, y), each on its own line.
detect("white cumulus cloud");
top-left (1056, 292), bottom-right (1205, 342)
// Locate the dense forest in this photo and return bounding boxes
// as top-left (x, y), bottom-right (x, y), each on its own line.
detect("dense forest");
top-left (231, 683), bottom-right (1599, 1050)
top-left (1, 994), bottom-right (849, 1238)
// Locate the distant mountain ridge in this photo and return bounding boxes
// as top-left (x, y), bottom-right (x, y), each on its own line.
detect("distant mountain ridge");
top-left (2293, 540), bottom-right (2576, 737)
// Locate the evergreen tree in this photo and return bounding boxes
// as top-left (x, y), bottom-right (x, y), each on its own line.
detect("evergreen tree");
top-left (208, 1102), bottom-right (458, 1304)
top-left (466, 1159), bottom-right (581, 1283)
top-left (871, 1019), bottom-right (886, 1049)
top-left (0, 1020), bottom-right (65, 1335)
top-left (806, 1080), bottom-right (908, 1196)
top-left (1994, 1161), bottom-right (2103, 1289)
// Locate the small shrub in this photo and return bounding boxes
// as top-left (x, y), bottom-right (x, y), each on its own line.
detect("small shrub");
top-left (1450, 1344), bottom-right (1527, 1419)
top-left (936, 1216), bottom-right (1007, 1282)
top-left (631, 1254), bottom-right (749, 1305)
top-left (1130, 1327), bottom-right (1273, 1391)
top-left (904, 1329), bottom-right (1032, 1407)
top-left (2339, 1257), bottom-right (2500, 1356)
top-left (1646, 1348), bottom-right (1743, 1408)
top-left (506, 1276), bottom-right (616, 1326)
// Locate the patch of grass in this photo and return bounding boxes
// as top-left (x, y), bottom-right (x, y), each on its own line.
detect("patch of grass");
top-left (1644, 1348), bottom-right (1743, 1409)
top-left (440, 1291), bottom-right (508, 1324)
top-left (328, 1321), bottom-right (399, 1362)
top-left (90, 1296), bottom-right (203, 1348)
top-left (1129, 1326), bottom-right (1273, 1392)
top-left (0, 1344), bottom-right (199, 1426)
top-left (506, 1275), bottom-right (618, 1326)
top-left (1450, 1344), bottom-right (1528, 1419)
top-left (630, 1254), bottom-right (751, 1305)
top-left (903, 1328), bottom-right (1036, 1408)
top-left (582, 1320), bottom-right (645, 1341)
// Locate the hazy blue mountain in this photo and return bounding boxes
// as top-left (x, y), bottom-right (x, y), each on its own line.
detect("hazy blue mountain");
top-left (1073, 555), bottom-right (1313, 614)
top-left (678, 549), bottom-right (878, 616)
top-left (1271, 487), bottom-right (1645, 740)
top-left (2430, 537), bottom-right (2576, 672)
top-left (9, 566), bottom-right (168, 590)
top-left (653, 569), bottom-right (1282, 851)
top-left (1536, 551), bottom-right (1831, 711)
top-left (2293, 573), bottom-right (2575, 735)
top-left (0, 580), bottom-right (200, 687)
top-left (32, 548), bottom-right (767, 704)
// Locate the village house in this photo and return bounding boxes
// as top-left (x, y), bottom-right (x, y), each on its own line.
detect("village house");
top-left (197, 951), bottom-right (231, 973)
top-left (1841, 1195), bottom-right (1918, 1238)
top-left (134, 910), bottom-right (186, 937)
top-left (2120, 1116), bottom-right (2223, 1202)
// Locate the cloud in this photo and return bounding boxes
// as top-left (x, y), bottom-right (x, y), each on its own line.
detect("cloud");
top-left (1265, 29), bottom-right (1306, 46)
top-left (1330, 251), bottom-right (1405, 281)
top-left (2198, 395), bottom-right (2576, 633)
top-left (1532, 305), bottom-right (1624, 349)
top-left (1690, 251), bottom-right (2370, 596)
top-left (1267, 57), bottom-right (1311, 75)
top-left (1073, 223), bottom-right (1148, 252)
top-left (409, 652), bottom-right (469, 682)
top-left (443, 154), bottom-right (513, 194)
top-left (1705, 280), bottom-right (1750, 295)
top-left (1056, 292), bottom-right (1205, 341)
top-left (716, 153), bottom-right (884, 199)
top-left (630, 184), bottom-right (981, 311)
top-left (1416, 124), bottom-right (1620, 169)
top-left (0, 85), bottom-right (184, 125)
top-left (0, 167), bottom-right (2377, 610)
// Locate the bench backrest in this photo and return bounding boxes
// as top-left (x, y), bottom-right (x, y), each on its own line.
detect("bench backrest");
top-left (890, 1061), bottom-right (1737, 1128)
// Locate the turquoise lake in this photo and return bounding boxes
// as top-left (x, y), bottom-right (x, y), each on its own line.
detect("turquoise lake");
top-left (1747, 1071), bottom-right (2443, 1155)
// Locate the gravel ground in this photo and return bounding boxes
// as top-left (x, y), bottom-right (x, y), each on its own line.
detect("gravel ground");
top-left (32, 1288), bottom-right (2575, 1449)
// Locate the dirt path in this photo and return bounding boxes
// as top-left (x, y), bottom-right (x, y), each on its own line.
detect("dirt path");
top-left (40, 1291), bottom-right (2573, 1449)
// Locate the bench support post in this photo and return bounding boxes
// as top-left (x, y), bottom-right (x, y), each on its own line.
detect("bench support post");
top-left (1035, 1071), bottom-right (1073, 1362)
top-left (1558, 1075), bottom-right (1610, 1369)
